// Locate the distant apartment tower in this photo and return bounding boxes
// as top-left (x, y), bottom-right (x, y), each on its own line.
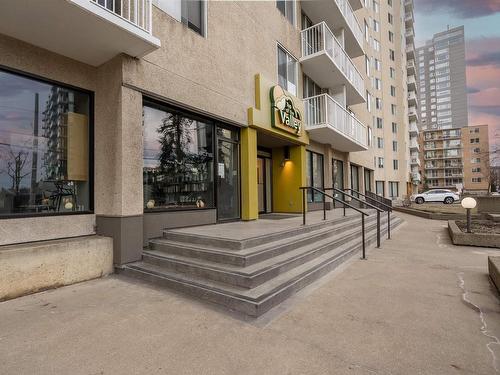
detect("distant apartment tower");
top-left (462, 124), bottom-right (490, 193)
top-left (416, 26), bottom-right (467, 131)
top-left (416, 26), bottom-right (468, 191)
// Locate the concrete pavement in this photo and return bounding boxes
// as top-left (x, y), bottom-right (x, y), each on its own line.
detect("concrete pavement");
top-left (1, 212), bottom-right (499, 375)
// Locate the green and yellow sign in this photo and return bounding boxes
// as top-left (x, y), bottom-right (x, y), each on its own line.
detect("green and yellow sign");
top-left (270, 85), bottom-right (302, 136)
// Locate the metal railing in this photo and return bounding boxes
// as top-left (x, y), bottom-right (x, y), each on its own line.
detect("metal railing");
top-left (301, 22), bottom-right (364, 96)
top-left (304, 93), bottom-right (367, 148)
top-left (300, 186), bottom-right (369, 259)
top-left (92, 0), bottom-right (152, 33)
top-left (334, 0), bottom-right (364, 48)
top-left (360, 190), bottom-right (393, 240)
top-left (325, 187), bottom-right (384, 248)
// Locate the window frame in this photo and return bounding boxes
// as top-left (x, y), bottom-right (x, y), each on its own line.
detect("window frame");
top-left (0, 65), bottom-right (95, 219)
top-left (276, 43), bottom-right (298, 96)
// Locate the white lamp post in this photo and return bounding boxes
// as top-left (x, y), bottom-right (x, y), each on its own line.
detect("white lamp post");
top-left (461, 197), bottom-right (477, 233)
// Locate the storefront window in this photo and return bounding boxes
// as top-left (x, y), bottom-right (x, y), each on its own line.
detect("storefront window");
top-left (0, 69), bottom-right (91, 216)
top-left (306, 151), bottom-right (324, 203)
top-left (143, 101), bottom-right (214, 211)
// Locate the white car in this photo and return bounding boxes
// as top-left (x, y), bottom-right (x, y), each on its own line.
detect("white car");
top-left (411, 189), bottom-right (460, 204)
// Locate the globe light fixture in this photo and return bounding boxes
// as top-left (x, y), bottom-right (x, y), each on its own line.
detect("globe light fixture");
top-left (461, 197), bottom-right (477, 233)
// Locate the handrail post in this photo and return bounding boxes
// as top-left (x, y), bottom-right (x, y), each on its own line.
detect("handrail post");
top-left (387, 210), bottom-right (391, 239)
top-left (377, 210), bottom-right (380, 248)
top-left (361, 214), bottom-right (366, 259)
top-left (323, 189), bottom-right (326, 221)
top-left (303, 189), bottom-right (306, 226)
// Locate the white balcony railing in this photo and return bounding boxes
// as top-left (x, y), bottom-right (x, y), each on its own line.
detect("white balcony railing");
top-left (335, 0), bottom-right (364, 48)
top-left (304, 93), bottom-right (367, 149)
top-left (301, 22), bottom-right (364, 96)
top-left (92, 0), bottom-right (152, 33)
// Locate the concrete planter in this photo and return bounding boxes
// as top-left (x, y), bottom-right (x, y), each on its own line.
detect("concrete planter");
top-left (489, 257), bottom-right (500, 293)
top-left (448, 220), bottom-right (500, 248)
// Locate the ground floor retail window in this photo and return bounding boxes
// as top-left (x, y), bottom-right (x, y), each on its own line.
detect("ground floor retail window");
top-left (143, 100), bottom-right (240, 219)
top-left (364, 169), bottom-right (373, 193)
top-left (306, 150), bottom-right (324, 203)
top-left (332, 159), bottom-right (344, 198)
top-left (389, 182), bottom-right (399, 199)
top-left (0, 68), bottom-right (91, 217)
top-left (350, 164), bottom-right (360, 196)
top-left (376, 181), bottom-right (385, 197)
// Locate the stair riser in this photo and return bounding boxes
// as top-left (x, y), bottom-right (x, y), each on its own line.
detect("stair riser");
top-left (143, 221), bottom-right (387, 289)
top-left (150, 214), bottom-right (389, 267)
top-left (122, 218), bottom-right (402, 318)
top-left (162, 215), bottom-right (363, 250)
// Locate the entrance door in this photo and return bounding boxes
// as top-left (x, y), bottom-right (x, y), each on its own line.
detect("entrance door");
top-left (217, 128), bottom-right (240, 221)
top-left (257, 157), bottom-right (266, 213)
top-left (351, 164), bottom-right (360, 196)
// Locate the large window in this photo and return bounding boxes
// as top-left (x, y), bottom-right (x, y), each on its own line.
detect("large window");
top-left (0, 69), bottom-right (91, 217)
top-left (143, 101), bottom-right (214, 211)
top-left (277, 0), bottom-right (295, 25)
top-left (389, 182), bottom-right (399, 199)
top-left (155, 0), bottom-right (206, 36)
top-left (306, 151), bottom-right (324, 203)
top-left (277, 45), bottom-right (298, 96)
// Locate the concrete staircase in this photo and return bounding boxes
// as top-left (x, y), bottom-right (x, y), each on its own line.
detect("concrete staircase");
top-left (121, 211), bottom-right (403, 317)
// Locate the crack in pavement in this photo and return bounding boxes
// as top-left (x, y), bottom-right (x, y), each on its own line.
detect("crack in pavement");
top-left (457, 272), bottom-right (500, 372)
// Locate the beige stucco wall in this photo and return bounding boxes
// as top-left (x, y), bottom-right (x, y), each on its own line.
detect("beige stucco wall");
top-left (0, 235), bottom-right (113, 301)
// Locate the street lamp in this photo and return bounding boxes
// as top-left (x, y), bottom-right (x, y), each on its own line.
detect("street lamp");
top-left (461, 197), bottom-right (477, 233)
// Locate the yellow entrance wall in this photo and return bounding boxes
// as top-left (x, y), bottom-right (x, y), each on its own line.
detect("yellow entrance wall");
top-left (272, 145), bottom-right (307, 213)
top-left (241, 127), bottom-right (258, 220)
top-left (241, 73), bottom-right (309, 220)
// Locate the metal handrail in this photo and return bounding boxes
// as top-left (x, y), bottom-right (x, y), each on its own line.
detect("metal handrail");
top-left (344, 188), bottom-right (393, 240)
top-left (325, 187), bottom-right (382, 248)
top-left (299, 186), bottom-right (369, 259)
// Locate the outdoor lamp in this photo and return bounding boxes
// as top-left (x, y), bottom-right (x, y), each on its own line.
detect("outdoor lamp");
top-left (461, 197), bottom-right (477, 233)
top-left (280, 146), bottom-right (291, 167)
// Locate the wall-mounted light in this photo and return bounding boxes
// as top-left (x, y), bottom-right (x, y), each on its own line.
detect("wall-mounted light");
top-left (280, 146), bottom-right (290, 167)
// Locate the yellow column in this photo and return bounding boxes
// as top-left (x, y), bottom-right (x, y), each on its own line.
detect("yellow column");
top-left (241, 127), bottom-right (258, 220)
top-left (272, 145), bottom-right (307, 213)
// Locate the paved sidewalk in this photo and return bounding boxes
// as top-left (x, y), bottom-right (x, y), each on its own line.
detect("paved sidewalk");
top-left (1, 213), bottom-right (499, 375)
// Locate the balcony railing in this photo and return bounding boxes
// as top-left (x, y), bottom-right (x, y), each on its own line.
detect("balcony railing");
top-left (410, 157), bottom-right (421, 166)
top-left (92, 0), bottom-right (152, 33)
top-left (301, 22), bottom-right (364, 97)
top-left (335, 0), bottom-right (364, 48)
top-left (304, 93), bottom-right (367, 150)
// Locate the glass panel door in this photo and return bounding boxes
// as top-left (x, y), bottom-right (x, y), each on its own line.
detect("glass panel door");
top-left (217, 139), bottom-right (239, 220)
top-left (333, 159), bottom-right (344, 199)
top-left (257, 157), bottom-right (266, 213)
top-left (351, 164), bottom-right (359, 198)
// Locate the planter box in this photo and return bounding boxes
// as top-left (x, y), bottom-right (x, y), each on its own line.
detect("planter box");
top-left (448, 220), bottom-right (500, 248)
top-left (489, 257), bottom-right (500, 293)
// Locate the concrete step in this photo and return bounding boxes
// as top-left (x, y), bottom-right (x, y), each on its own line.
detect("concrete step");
top-left (121, 216), bottom-right (403, 317)
top-left (150, 212), bottom-right (388, 267)
top-left (142, 218), bottom-right (389, 289)
top-left (161, 210), bottom-right (377, 250)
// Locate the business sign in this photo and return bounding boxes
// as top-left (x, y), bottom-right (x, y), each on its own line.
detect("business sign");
top-left (270, 85), bottom-right (302, 136)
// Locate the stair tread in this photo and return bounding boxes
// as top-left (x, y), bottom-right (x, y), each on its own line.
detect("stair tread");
top-left (150, 212), bottom-right (388, 256)
top-left (127, 222), bottom-right (390, 302)
top-left (143, 218), bottom-right (388, 277)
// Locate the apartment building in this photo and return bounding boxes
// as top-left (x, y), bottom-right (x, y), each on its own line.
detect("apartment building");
top-left (405, 0), bottom-right (420, 193)
top-left (0, 0), bottom-right (410, 298)
top-left (463, 124), bottom-right (490, 193)
top-left (416, 26), bottom-right (469, 191)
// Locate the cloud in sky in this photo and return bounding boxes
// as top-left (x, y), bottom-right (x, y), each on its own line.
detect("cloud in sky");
top-left (415, 0), bottom-right (500, 19)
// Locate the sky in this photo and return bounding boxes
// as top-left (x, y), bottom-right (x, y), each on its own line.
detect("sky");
top-left (413, 0), bottom-right (500, 162)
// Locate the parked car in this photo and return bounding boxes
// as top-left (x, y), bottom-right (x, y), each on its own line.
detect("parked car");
top-left (411, 189), bottom-right (460, 204)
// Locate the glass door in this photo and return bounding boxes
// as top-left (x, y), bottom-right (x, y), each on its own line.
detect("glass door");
top-left (351, 164), bottom-right (360, 198)
top-left (216, 127), bottom-right (240, 221)
top-left (257, 157), bottom-right (266, 213)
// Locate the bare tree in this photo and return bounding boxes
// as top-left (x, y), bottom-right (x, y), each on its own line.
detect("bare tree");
top-left (0, 147), bottom-right (30, 193)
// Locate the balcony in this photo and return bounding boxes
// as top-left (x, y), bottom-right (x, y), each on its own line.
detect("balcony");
top-left (405, 0), bottom-right (414, 11)
top-left (0, 0), bottom-right (160, 66)
top-left (407, 91), bottom-right (417, 107)
top-left (407, 59), bottom-right (416, 76)
top-left (408, 106), bottom-right (419, 121)
top-left (405, 27), bottom-right (414, 43)
top-left (304, 93), bottom-right (367, 152)
top-left (405, 12), bottom-right (414, 26)
top-left (410, 139), bottom-right (420, 151)
top-left (301, 22), bottom-right (365, 105)
top-left (301, 0), bottom-right (364, 57)
top-left (411, 172), bottom-right (422, 183)
top-left (407, 75), bottom-right (417, 91)
top-left (410, 157), bottom-right (421, 167)
top-left (409, 122), bottom-right (419, 135)
top-left (406, 43), bottom-right (415, 60)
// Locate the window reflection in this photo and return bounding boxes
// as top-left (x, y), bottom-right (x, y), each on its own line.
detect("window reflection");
top-left (143, 102), bottom-right (214, 210)
top-left (0, 70), bottom-right (90, 216)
